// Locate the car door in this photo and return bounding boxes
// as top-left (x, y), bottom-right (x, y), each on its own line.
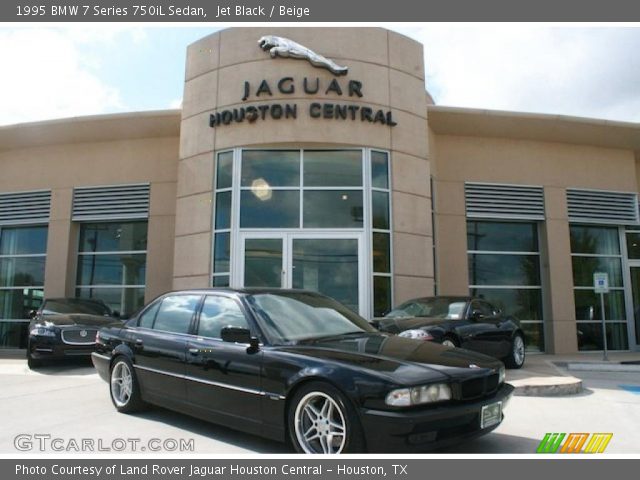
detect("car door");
top-left (463, 300), bottom-right (510, 357)
top-left (123, 294), bottom-right (202, 407)
top-left (185, 294), bottom-right (264, 436)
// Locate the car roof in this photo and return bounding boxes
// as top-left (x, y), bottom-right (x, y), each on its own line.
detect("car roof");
top-left (159, 287), bottom-right (322, 296)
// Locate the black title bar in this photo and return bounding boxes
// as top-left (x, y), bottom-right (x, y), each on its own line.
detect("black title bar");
top-left (3, 0), bottom-right (640, 22)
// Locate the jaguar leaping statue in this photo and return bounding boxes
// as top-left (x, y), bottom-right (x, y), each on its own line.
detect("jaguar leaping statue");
top-left (258, 35), bottom-right (348, 76)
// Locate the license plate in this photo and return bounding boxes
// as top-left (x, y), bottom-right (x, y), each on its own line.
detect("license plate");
top-left (480, 401), bottom-right (502, 429)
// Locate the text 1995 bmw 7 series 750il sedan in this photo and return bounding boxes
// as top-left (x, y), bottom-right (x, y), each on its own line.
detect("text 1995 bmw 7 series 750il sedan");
top-left (92, 289), bottom-right (514, 453)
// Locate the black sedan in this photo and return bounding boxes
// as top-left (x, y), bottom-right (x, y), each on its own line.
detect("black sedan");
top-left (377, 296), bottom-right (526, 369)
top-left (92, 288), bottom-right (513, 453)
top-left (27, 298), bottom-right (121, 369)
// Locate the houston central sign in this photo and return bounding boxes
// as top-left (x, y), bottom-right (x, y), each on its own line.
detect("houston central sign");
top-left (208, 76), bottom-right (397, 128)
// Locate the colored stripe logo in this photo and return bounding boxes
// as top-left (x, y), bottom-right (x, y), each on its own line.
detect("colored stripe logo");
top-left (536, 433), bottom-right (612, 453)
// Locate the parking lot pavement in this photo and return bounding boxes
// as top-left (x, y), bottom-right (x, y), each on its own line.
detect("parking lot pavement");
top-left (1, 359), bottom-right (639, 454)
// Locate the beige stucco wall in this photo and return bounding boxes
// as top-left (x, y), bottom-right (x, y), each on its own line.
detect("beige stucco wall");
top-left (0, 135), bottom-right (179, 303)
top-left (175, 27), bottom-right (433, 305)
top-left (432, 133), bottom-right (638, 353)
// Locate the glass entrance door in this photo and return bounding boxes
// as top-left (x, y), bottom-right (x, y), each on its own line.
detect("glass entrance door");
top-left (628, 266), bottom-right (640, 350)
top-left (239, 233), bottom-right (364, 315)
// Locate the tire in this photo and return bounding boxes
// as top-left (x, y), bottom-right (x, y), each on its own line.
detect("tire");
top-left (503, 333), bottom-right (526, 369)
top-left (288, 381), bottom-right (365, 454)
top-left (441, 336), bottom-right (459, 348)
top-left (26, 350), bottom-right (42, 369)
top-left (109, 356), bottom-right (147, 413)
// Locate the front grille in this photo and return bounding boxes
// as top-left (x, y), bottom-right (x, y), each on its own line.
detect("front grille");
top-left (61, 328), bottom-right (98, 345)
top-left (457, 373), bottom-right (500, 401)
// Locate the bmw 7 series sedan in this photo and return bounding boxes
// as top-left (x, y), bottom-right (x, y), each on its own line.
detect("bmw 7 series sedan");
top-left (92, 289), bottom-right (514, 453)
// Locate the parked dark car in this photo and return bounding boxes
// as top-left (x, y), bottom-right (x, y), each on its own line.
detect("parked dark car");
top-left (376, 296), bottom-right (526, 369)
top-left (92, 288), bottom-right (513, 453)
top-left (27, 298), bottom-right (122, 369)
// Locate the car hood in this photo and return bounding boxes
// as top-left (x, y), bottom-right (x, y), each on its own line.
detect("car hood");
top-left (279, 333), bottom-right (502, 385)
top-left (41, 314), bottom-right (121, 327)
top-left (377, 316), bottom-right (450, 333)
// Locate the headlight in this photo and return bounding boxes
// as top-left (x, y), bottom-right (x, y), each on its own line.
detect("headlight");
top-left (30, 326), bottom-right (56, 337)
top-left (385, 383), bottom-right (452, 407)
top-left (498, 366), bottom-right (505, 384)
top-left (398, 329), bottom-right (433, 341)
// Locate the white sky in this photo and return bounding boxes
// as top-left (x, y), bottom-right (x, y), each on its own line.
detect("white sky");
top-left (0, 25), bottom-right (638, 126)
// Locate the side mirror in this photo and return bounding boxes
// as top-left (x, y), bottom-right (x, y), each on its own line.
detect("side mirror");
top-left (112, 311), bottom-right (121, 319)
top-left (221, 326), bottom-right (253, 344)
top-left (28, 310), bottom-right (38, 320)
top-left (221, 326), bottom-right (259, 353)
top-left (470, 309), bottom-right (484, 321)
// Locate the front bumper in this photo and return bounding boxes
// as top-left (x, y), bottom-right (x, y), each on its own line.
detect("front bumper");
top-left (28, 336), bottom-right (96, 360)
top-left (360, 382), bottom-right (514, 452)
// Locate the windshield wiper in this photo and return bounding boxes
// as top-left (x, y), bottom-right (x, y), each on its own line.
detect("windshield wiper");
top-left (295, 331), bottom-right (372, 344)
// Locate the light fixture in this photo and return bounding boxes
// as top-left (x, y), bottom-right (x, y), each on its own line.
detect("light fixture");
top-left (251, 178), bottom-right (272, 201)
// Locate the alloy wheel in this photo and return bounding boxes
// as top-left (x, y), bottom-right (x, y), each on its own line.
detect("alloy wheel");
top-left (513, 335), bottom-right (525, 366)
top-left (294, 391), bottom-right (346, 454)
top-left (111, 361), bottom-right (133, 407)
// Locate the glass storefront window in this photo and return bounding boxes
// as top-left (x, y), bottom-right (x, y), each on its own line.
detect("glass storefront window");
top-left (215, 191), bottom-right (232, 230)
top-left (240, 190), bottom-right (300, 228)
top-left (372, 191), bottom-right (390, 230)
top-left (372, 233), bottom-right (391, 273)
top-left (241, 150), bottom-right (300, 187)
top-left (570, 225), bottom-right (628, 351)
top-left (303, 150), bottom-right (362, 187)
top-left (0, 226), bottom-right (47, 349)
top-left (467, 221), bottom-right (538, 252)
top-left (571, 256), bottom-right (623, 287)
top-left (371, 151), bottom-right (389, 190)
top-left (216, 151), bottom-right (233, 190)
top-left (76, 221), bottom-right (147, 316)
top-left (303, 191), bottom-right (363, 228)
top-left (574, 289), bottom-right (626, 321)
top-left (76, 254), bottom-right (146, 286)
top-left (470, 287), bottom-right (543, 321)
top-left (76, 287), bottom-right (145, 317)
top-left (467, 220), bottom-right (544, 352)
top-left (625, 232), bottom-right (640, 259)
top-left (570, 225), bottom-right (620, 255)
top-left (468, 254), bottom-right (541, 286)
top-left (371, 151), bottom-right (392, 317)
top-left (78, 222), bottom-right (147, 252)
top-left (576, 322), bottom-right (628, 351)
top-left (213, 149), bottom-right (392, 320)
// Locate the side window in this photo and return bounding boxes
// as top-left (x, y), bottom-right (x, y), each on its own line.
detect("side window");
top-left (198, 296), bottom-right (249, 339)
top-left (471, 301), bottom-right (493, 319)
top-left (138, 301), bottom-right (160, 329)
top-left (153, 295), bottom-right (201, 334)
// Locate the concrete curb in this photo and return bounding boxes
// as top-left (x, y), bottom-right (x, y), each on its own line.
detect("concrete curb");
top-left (509, 376), bottom-right (583, 396)
top-left (567, 362), bottom-right (640, 372)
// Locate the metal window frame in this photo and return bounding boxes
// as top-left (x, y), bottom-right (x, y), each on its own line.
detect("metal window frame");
top-left (211, 147), bottom-right (393, 320)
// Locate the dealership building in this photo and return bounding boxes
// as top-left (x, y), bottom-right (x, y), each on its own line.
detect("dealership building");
top-left (1, 27), bottom-right (639, 354)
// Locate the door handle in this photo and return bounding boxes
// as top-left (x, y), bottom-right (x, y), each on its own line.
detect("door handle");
top-left (134, 339), bottom-right (144, 350)
top-left (188, 348), bottom-right (200, 355)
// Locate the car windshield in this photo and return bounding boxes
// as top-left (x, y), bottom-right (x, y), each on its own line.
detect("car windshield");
top-left (42, 299), bottom-right (113, 316)
top-left (385, 297), bottom-right (467, 319)
top-left (246, 291), bottom-right (377, 344)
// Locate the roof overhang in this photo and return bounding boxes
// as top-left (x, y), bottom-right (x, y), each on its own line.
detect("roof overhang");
top-left (428, 105), bottom-right (640, 151)
top-left (0, 110), bottom-right (181, 152)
